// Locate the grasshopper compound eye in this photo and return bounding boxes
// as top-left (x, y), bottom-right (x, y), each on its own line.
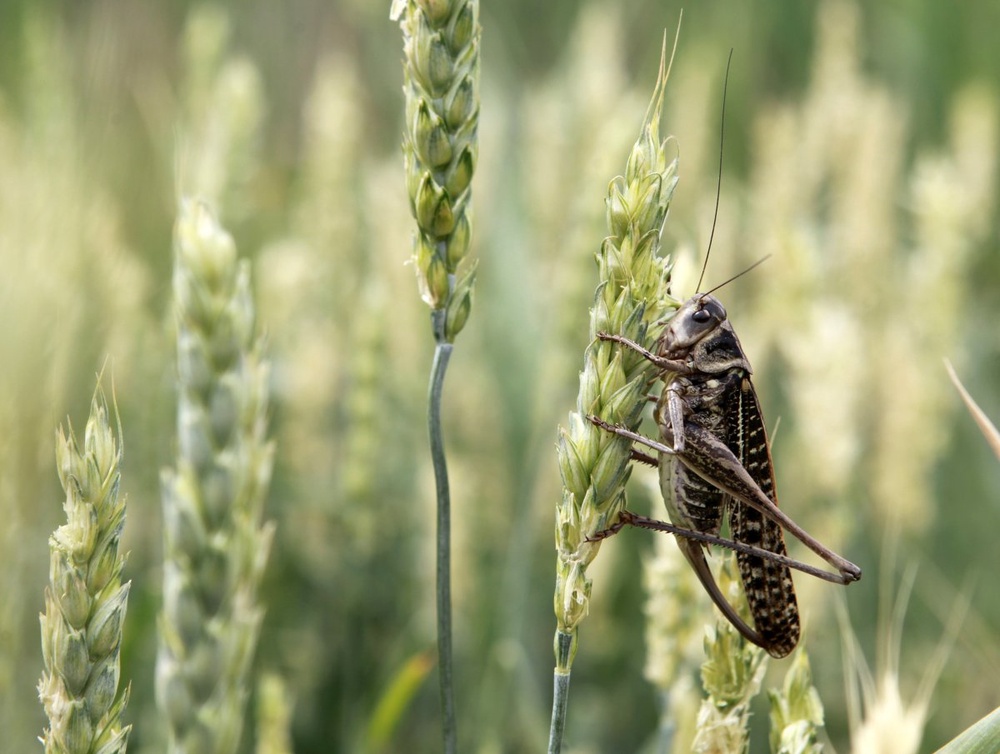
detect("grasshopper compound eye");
top-left (693, 296), bottom-right (727, 324)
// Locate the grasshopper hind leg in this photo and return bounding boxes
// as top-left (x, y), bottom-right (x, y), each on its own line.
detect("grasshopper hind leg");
top-left (630, 449), bottom-right (659, 467)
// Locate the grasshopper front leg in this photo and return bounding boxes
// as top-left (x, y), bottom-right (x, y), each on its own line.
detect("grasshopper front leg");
top-left (587, 416), bottom-right (676, 456)
top-left (596, 332), bottom-right (689, 374)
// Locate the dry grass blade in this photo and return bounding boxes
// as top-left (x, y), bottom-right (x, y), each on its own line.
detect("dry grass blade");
top-left (945, 359), bottom-right (1000, 461)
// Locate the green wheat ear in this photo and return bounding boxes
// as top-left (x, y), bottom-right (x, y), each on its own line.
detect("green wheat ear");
top-left (548, 29), bottom-right (680, 754)
top-left (553, 31), bottom-right (678, 664)
top-left (393, 0), bottom-right (480, 343)
top-left (768, 650), bottom-right (825, 754)
top-left (156, 199), bottom-right (275, 754)
top-left (39, 384), bottom-right (131, 754)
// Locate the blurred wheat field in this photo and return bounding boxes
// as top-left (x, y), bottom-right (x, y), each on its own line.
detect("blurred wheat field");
top-left (1, 1), bottom-right (999, 752)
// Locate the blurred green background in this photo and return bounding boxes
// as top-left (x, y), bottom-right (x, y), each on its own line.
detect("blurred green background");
top-left (1, 0), bottom-right (998, 752)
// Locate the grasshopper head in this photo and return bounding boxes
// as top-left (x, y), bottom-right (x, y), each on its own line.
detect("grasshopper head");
top-left (664, 294), bottom-right (728, 348)
top-left (660, 293), bottom-right (751, 374)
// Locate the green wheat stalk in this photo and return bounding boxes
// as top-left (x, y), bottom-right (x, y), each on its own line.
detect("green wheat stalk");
top-left (38, 383), bottom-right (131, 754)
top-left (392, 1), bottom-right (480, 751)
top-left (548, 33), bottom-right (680, 753)
top-left (156, 199), bottom-right (275, 754)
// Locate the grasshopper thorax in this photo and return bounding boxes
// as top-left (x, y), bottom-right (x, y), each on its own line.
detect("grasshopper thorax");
top-left (659, 293), bottom-right (752, 376)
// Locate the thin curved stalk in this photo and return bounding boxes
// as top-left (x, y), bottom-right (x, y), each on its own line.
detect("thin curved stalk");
top-left (428, 331), bottom-right (456, 754)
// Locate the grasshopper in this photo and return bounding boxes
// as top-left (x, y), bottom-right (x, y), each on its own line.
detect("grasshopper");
top-left (586, 53), bottom-right (860, 657)
top-left (589, 291), bottom-right (861, 658)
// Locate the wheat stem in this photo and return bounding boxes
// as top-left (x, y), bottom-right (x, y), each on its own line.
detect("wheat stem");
top-left (428, 341), bottom-right (456, 751)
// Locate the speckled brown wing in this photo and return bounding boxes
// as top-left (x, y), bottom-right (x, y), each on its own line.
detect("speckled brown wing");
top-left (725, 375), bottom-right (800, 658)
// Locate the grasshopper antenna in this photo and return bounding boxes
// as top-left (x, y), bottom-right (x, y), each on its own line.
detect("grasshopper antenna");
top-left (700, 254), bottom-right (771, 298)
top-left (696, 48), bottom-right (734, 293)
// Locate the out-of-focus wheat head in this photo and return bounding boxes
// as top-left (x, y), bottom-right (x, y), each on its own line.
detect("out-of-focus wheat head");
top-left (642, 511), bottom-right (709, 754)
top-left (850, 673), bottom-right (926, 754)
top-left (157, 200), bottom-right (275, 754)
top-left (39, 386), bottom-right (131, 754)
top-left (869, 82), bottom-right (996, 536)
top-left (768, 651), bottom-right (825, 754)
top-left (644, 520), bottom-right (708, 690)
top-left (0, 8), bottom-right (148, 464)
top-left (393, 0), bottom-right (480, 342)
top-left (488, 6), bottom-right (660, 595)
top-left (177, 6), bottom-right (264, 218)
top-left (691, 556), bottom-right (767, 754)
top-left (838, 566), bottom-right (967, 754)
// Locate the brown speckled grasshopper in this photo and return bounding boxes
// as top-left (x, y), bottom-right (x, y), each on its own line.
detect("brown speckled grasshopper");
top-left (588, 54), bottom-right (860, 658)
top-left (589, 290), bottom-right (862, 658)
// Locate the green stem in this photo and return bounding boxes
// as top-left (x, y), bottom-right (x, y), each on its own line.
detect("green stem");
top-left (428, 327), bottom-right (456, 754)
top-left (547, 630), bottom-right (575, 754)
top-left (548, 672), bottom-right (571, 754)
